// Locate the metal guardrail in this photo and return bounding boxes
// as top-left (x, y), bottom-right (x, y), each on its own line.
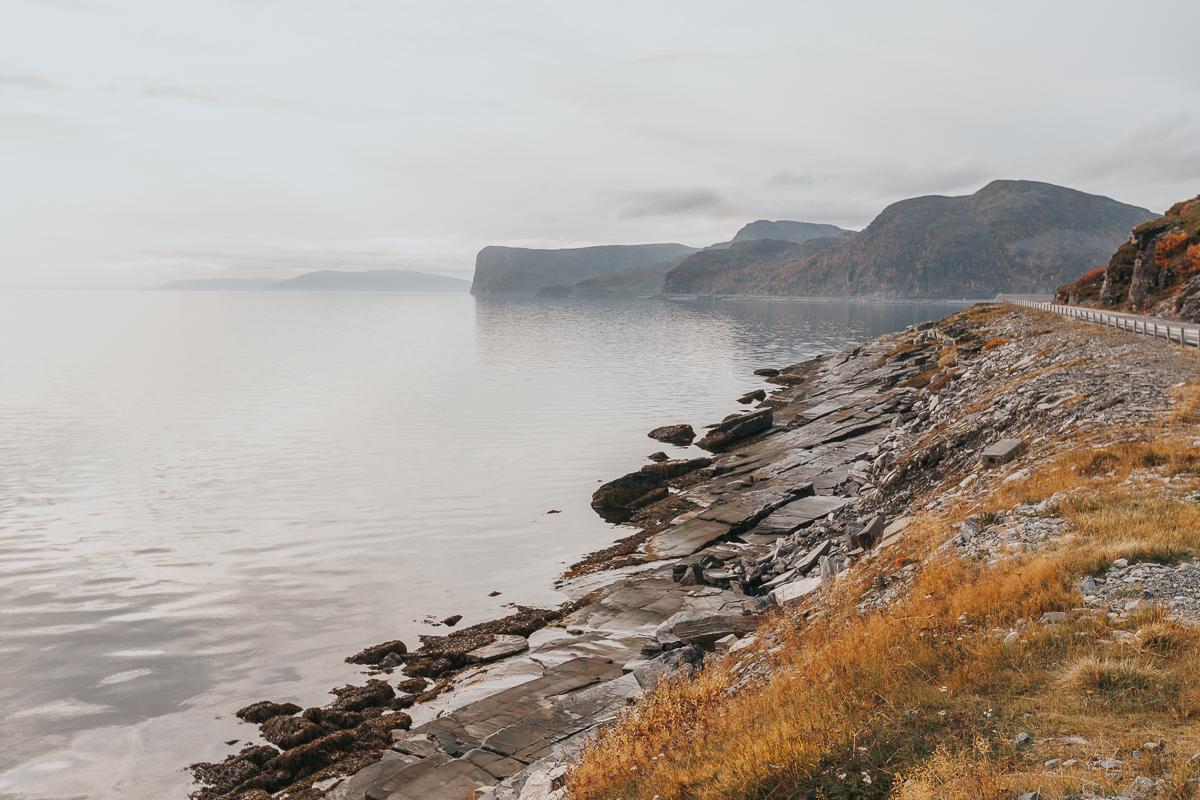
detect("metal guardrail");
top-left (1009, 299), bottom-right (1200, 348)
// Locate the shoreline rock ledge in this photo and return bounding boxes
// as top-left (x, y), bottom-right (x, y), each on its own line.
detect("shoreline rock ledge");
top-left (189, 303), bottom-right (1195, 800)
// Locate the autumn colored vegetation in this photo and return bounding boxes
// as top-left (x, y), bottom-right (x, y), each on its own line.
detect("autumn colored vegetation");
top-left (568, 386), bottom-right (1200, 800)
top-left (1155, 231), bottom-right (1190, 266)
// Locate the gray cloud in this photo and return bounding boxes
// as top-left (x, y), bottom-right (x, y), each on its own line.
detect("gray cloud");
top-left (632, 53), bottom-right (679, 65)
top-left (767, 171), bottom-right (820, 187)
top-left (140, 82), bottom-right (214, 101)
top-left (851, 163), bottom-right (994, 197)
top-left (1069, 116), bottom-right (1200, 183)
top-left (0, 72), bottom-right (57, 90)
top-left (618, 188), bottom-right (726, 218)
top-left (3, 2), bottom-right (1197, 288)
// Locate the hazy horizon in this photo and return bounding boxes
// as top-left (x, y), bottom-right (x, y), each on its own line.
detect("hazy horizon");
top-left (3, 0), bottom-right (1198, 289)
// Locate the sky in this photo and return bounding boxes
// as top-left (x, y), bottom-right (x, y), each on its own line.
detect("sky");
top-left (2, 0), bottom-right (1199, 289)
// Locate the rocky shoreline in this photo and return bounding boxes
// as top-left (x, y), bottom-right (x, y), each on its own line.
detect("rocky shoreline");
top-left (190, 303), bottom-right (1199, 800)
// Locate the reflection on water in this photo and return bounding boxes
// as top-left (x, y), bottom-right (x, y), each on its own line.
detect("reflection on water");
top-left (0, 291), bottom-right (965, 799)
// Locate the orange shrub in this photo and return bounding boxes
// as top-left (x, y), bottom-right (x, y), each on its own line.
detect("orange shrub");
top-left (1188, 243), bottom-right (1200, 272)
top-left (1155, 231), bottom-right (1189, 266)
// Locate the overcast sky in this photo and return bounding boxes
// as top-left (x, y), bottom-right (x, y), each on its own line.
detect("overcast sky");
top-left (2, 0), bottom-right (1198, 288)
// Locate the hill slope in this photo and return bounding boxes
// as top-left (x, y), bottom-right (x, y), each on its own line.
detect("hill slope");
top-left (470, 243), bottom-right (697, 296)
top-left (729, 219), bottom-right (855, 245)
top-left (1056, 194), bottom-right (1200, 321)
top-left (664, 180), bottom-right (1155, 298)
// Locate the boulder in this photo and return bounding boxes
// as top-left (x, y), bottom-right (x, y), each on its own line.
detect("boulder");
top-left (591, 457), bottom-right (712, 522)
top-left (737, 389), bottom-right (767, 404)
top-left (236, 700), bottom-right (303, 724)
top-left (647, 423), bottom-right (695, 446)
top-left (654, 609), bottom-right (760, 647)
top-left (696, 408), bottom-right (773, 451)
top-left (647, 451), bottom-right (669, 462)
top-left (753, 368), bottom-right (780, 377)
top-left (345, 639), bottom-right (407, 665)
top-left (260, 715), bottom-right (325, 749)
top-left (329, 679), bottom-right (395, 712)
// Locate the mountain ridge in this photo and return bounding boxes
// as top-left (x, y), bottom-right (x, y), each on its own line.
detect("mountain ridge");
top-left (664, 180), bottom-right (1155, 299)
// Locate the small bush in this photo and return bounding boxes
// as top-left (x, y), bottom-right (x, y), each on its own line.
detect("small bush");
top-left (1138, 619), bottom-right (1193, 654)
top-left (1187, 243), bottom-right (1200, 272)
top-left (982, 337), bottom-right (1009, 351)
top-left (1155, 231), bottom-right (1189, 266)
top-left (1061, 656), bottom-right (1160, 700)
top-left (1081, 451), bottom-right (1121, 476)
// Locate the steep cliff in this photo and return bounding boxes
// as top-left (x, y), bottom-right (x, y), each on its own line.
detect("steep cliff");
top-left (470, 243), bottom-right (697, 296)
top-left (1057, 195), bottom-right (1200, 321)
top-left (664, 181), bottom-right (1154, 298)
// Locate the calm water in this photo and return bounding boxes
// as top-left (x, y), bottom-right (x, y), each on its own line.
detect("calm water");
top-left (0, 291), bottom-right (965, 799)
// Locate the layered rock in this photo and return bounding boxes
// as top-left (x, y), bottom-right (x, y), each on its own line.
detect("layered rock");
top-left (1057, 194), bottom-right (1200, 321)
top-left (665, 180), bottom-right (1154, 298)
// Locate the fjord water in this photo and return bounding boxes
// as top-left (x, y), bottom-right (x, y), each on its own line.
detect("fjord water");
top-left (0, 291), bottom-right (965, 799)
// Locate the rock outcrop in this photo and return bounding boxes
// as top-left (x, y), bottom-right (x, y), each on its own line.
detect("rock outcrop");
top-left (590, 457), bottom-right (712, 522)
top-left (470, 244), bottom-right (697, 296)
top-left (646, 424), bottom-right (695, 446)
top-left (1056, 194), bottom-right (1200, 321)
top-left (664, 180), bottom-right (1154, 298)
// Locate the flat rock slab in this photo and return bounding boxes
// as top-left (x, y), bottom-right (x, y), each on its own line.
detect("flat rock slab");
top-left (769, 576), bottom-right (822, 605)
top-left (655, 609), bottom-right (760, 646)
top-left (982, 438), bottom-right (1026, 467)
top-left (467, 635), bottom-right (529, 663)
top-left (696, 484), bottom-right (807, 528)
top-left (748, 495), bottom-right (850, 535)
top-left (646, 517), bottom-right (730, 559)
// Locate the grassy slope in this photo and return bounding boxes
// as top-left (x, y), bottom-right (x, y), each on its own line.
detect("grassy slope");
top-left (569, 345), bottom-right (1200, 799)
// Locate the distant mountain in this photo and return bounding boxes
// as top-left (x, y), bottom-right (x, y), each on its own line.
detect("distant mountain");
top-left (664, 180), bottom-right (1156, 299)
top-left (158, 278), bottom-right (276, 291)
top-left (507, 221), bottom-right (854, 298)
top-left (730, 219), bottom-right (855, 245)
top-left (270, 270), bottom-right (468, 293)
top-left (159, 270), bottom-right (469, 293)
top-left (470, 243), bottom-right (697, 296)
top-left (1057, 194), bottom-right (1200, 321)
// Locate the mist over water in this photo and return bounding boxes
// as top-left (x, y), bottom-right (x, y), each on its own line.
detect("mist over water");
top-left (0, 291), bottom-right (964, 799)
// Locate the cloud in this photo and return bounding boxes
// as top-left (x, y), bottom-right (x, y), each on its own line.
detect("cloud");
top-left (767, 171), bottom-right (820, 187)
top-left (1069, 116), bottom-right (1200, 183)
top-left (140, 82), bottom-right (214, 101)
top-left (0, 73), bottom-right (58, 90)
top-left (852, 163), bottom-right (993, 197)
top-left (617, 187), bottom-right (726, 218)
top-left (632, 53), bottom-right (679, 65)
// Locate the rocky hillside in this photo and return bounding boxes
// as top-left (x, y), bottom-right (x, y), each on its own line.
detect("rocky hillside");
top-left (664, 180), bottom-right (1154, 298)
top-left (728, 219), bottom-right (854, 245)
top-left (1056, 194), bottom-right (1200, 321)
top-left (470, 243), bottom-right (697, 296)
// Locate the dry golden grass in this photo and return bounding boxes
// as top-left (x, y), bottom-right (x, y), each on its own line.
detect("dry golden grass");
top-left (568, 385), bottom-right (1200, 800)
top-left (981, 336), bottom-right (1010, 351)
